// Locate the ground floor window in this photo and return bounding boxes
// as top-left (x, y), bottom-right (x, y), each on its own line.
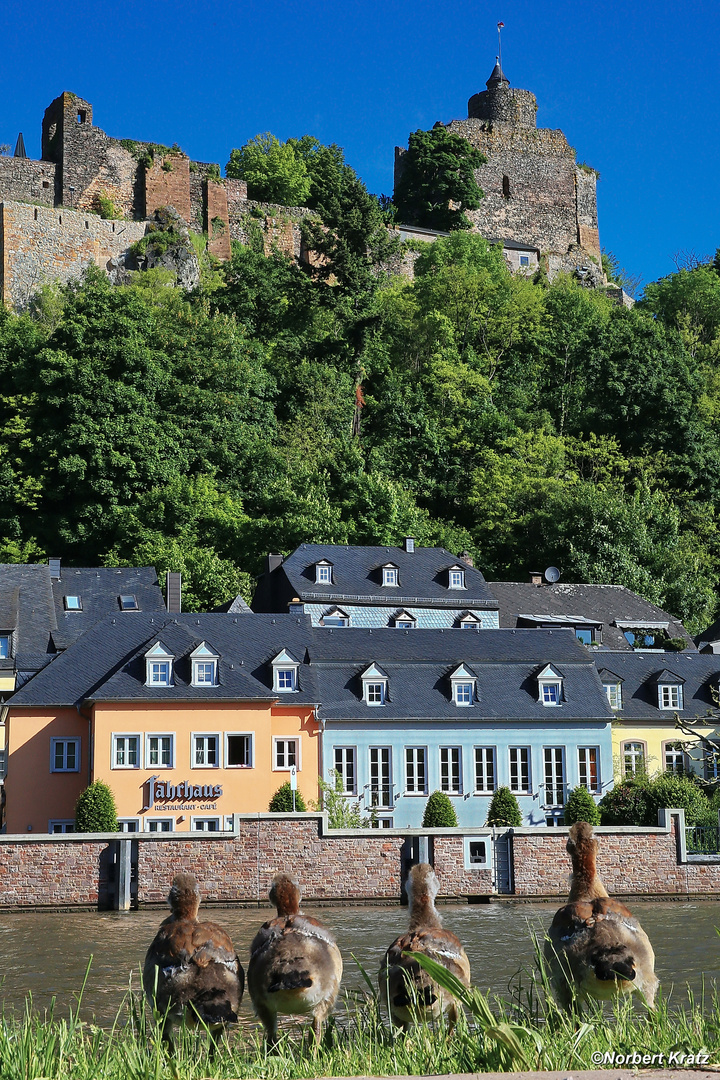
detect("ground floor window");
top-left (192, 817), bottom-right (221, 831)
top-left (146, 818), bottom-right (174, 832)
top-left (49, 820), bottom-right (74, 833)
top-left (369, 747), bottom-right (393, 808)
top-left (117, 819), bottom-right (140, 832)
top-left (664, 740), bottom-right (686, 774)
top-left (623, 741), bottom-right (646, 776)
top-left (577, 747), bottom-right (600, 793)
top-left (543, 747), bottom-right (565, 807)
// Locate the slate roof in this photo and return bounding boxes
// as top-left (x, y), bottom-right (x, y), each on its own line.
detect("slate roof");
top-left (253, 544), bottom-right (498, 613)
top-left (594, 651), bottom-right (720, 722)
top-left (697, 614), bottom-right (720, 650)
top-left (49, 566), bottom-right (166, 649)
top-left (488, 581), bottom-right (694, 651)
top-left (310, 628), bottom-right (612, 722)
top-left (8, 613), bottom-right (319, 708)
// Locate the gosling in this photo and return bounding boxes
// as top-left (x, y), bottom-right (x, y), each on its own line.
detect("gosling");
top-left (143, 873), bottom-right (244, 1050)
top-left (379, 863), bottom-right (470, 1030)
top-left (545, 821), bottom-right (659, 1010)
top-left (248, 873), bottom-right (343, 1050)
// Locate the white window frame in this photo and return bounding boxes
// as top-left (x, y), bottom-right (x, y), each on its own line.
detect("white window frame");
top-left (394, 610), bottom-right (417, 629)
top-left (541, 682), bottom-right (562, 706)
top-left (440, 746), bottom-right (462, 795)
top-left (315, 561), bottom-right (333, 584)
top-left (382, 566), bottom-right (399, 587)
top-left (275, 667), bottom-right (297, 692)
top-left (577, 747), bottom-right (601, 794)
top-left (273, 737), bottom-right (300, 771)
top-left (191, 732), bottom-right (220, 769)
top-left (448, 569), bottom-right (465, 590)
top-left (543, 746), bottom-right (566, 808)
top-left (50, 737), bottom-right (80, 773)
top-left (509, 746), bottom-right (531, 794)
top-left (369, 746), bottom-right (393, 808)
top-left (192, 659), bottom-right (217, 686)
top-left (604, 682), bottom-right (622, 710)
top-left (464, 837), bottom-right (490, 869)
top-left (453, 681), bottom-right (474, 706)
top-left (112, 733), bottom-right (141, 769)
top-left (146, 733), bottom-right (175, 769)
top-left (405, 746), bottom-right (428, 795)
top-left (49, 819), bottom-right (75, 833)
top-left (146, 818), bottom-right (174, 832)
top-left (460, 615), bottom-right (481, 630)
top-left (225, 731), bottom-right (254, 768)
top-left (191, 816), bottom-right (222, 831)
top-left (474, 746), bottom-right (496, 794)
top-left (623, 740), bottom-right (646, 776)
top-left (334, 746), bottom-right (357, 795)
top-left (117, 818), bottom-right (141, 832)
top-left (659, 684), bottom-right (683, 710)
top-left (145, 643), bottom-right (174, 687)
top-left (321, 607), bottom-right (349, 627)
top-left (664, 740), bottom-right (686, 774)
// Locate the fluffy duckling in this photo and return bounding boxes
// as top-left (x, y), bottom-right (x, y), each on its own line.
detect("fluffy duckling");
top-left (379, 863), bottom-right (470, 1030)
top-left (248, 873), bottom-right (343, 1050)
top-left (143, 873), bottom-right (244, 1050)
top-left (545, 821), bottom-right (659, 1010)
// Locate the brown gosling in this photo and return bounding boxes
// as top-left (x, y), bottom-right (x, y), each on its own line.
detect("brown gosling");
top-left (143, 873), bottom-right (244, 1051)
top-left (545, 821), bottom-right (659, 1010)
top-left (379, 863), bottom-right (470, 1031)
top-left (247, 873), bottom-right (343, 1051)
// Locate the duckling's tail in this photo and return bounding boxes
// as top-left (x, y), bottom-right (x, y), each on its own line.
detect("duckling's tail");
top-left (267, 969), bottom-right (313, 993)
top-left (591, 946), bottom-right (636, 983)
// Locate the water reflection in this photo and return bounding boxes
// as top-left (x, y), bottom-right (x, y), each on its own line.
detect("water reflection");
top-left (0, 900), bottom-right (717, 1024)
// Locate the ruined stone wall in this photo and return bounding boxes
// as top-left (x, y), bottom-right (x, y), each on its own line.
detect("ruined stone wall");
top-left (0, 157), bottom-right (56, 206)
top-left (0, 201), bottom-right (146, 310)
top-left (228, 198), bottom-right (309, 260)
top-left (575, 166), bottom-right (601, 258)
top-left (145, 156), bottom-right (191, 223)
top-left (206, 179), bottom-right (231, 260)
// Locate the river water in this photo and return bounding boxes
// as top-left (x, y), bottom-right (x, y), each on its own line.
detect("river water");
top-left (0, 900), bottom-right (718, 1024)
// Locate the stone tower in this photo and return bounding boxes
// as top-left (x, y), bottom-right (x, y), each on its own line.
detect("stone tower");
top-left (396, 60), bottom-right (604, 283)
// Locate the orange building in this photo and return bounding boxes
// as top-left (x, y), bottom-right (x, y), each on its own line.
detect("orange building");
top-left (5, 614), bottom-right (320, 833)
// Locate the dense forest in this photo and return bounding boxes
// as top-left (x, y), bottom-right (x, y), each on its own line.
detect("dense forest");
top-left (1, 136), bottom-right (719, 630)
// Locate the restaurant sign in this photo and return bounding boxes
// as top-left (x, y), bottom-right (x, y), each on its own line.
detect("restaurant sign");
top-left (151, 778), bottom-right (223, 809)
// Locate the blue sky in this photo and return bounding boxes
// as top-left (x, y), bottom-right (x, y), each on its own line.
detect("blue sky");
top-left (3, 0), bottom-right (719, 289)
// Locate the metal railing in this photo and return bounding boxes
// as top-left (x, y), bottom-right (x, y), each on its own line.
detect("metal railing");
top-left (685, 824), bottom-right (720, 855)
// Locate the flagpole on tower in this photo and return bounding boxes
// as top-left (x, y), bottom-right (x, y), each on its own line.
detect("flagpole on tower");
top-left (497, 21), bottom-right (504, 75)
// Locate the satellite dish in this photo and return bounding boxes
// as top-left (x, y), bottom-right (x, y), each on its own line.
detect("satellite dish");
top-left (544, 566), bottom-right (561, 583)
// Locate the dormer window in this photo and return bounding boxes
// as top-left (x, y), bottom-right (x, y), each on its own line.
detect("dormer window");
top-left (362, 663), bottom-right (388, 706)
top-left (0, 634), bottom-right (10, 659)
top-left (459, 612), bottom-right (481, 630)
top-left (315, 560), bottom-right (333, 585)
top-left (321, 607), bottom-right (349, 627)
top-left (450, 664), bottom-right (476, 706)
top-left (605, 683), bottom-right (622, 709)
top-left (119, 594), bottom-right (139, 611)
top-left (145, 642), bottom-right (174, 687)
top-left (190, 642), bottom-right (218, 687)
top-left (64, 595), bottom-right (82, 611)
top-left (394, 610), bottom-right (417, 629)
top-left (272, 649), bottom-right (299, 692)
top-left (659, 684), bottom-right (683, 710)
top-left (382, 564), bottom-right (399, 587)
top-left (537, 664), bottom-right (563, 707)
top-left (447, 565), bottom-right (466, 590)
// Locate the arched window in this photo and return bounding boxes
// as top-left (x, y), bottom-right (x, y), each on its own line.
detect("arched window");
top-left (502, 175), bottom-right (511, 198)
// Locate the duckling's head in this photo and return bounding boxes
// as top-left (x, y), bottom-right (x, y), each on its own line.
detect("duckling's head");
top-left (567, 821), bottom-right (597, 860)
top-left (168, 873), bottom-right (201, 919)
top-left (406, 863), bottom-right (440, 909)
top-left (269, 873), bottom-right (301, 917)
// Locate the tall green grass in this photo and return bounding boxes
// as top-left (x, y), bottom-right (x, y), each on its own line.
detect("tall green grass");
top-left (0, 946), bottom-right (719, 1078)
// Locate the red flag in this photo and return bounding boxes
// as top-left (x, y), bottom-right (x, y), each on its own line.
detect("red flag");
top-left (497, 21), bottom-right (504, 28)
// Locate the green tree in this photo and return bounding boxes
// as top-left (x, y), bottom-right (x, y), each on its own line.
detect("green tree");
top-left (422, 790), bottom-right (458, 827)
top-left (485, 787), bottom-right (522, 827)
top-left (226, 133), bottom-right (311, 205)
top-left (268, 782), bottom-right (307, 812)
top-left (74, 780), bottom-right (118, 832)
top-left (394, 127), bottom-right (485, 231)
top-left (563, 786), bottom-right (601, 826)
top-left (313, 770), bottom-right (366, 828)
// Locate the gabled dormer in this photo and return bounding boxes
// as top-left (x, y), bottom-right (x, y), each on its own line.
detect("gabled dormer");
top-left (458, 611), bottom-right (481, 630)
top-left (537, 663), bottom-right (563, 706)
top-left (656, 669), bottom-right (685, 710)
top-left (381, 562), bottom-right (399, 588)
top-left (321, 606), bottom-right (349, 627)
top-left (271, 648), bottom-right (300, 692)
top-left (145, 641), bottom-right (174, 687)
top-left (449, 663), bottom-right (477, 706)
top-left (598, 668), bottom-right (624, 710)
top-left (361, 662), bottom-right (389, 705)
top-left (393, 609), bottom-right (417, 629)
top-left (314, 559), bottom-right (333, 585)
top-left (446, 564), bottom-right (466, 590)
top-left (190, 642), bottom-right (218, 687)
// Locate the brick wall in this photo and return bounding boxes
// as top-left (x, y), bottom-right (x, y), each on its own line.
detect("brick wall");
top-left (0, 838), bottom-right (111, 907)
top-left (206, 179), bottom-right (231, 260)
top-left (0, 201), bottom-right (146, 309)
top-left (145, 156), bottom-right (191, 222)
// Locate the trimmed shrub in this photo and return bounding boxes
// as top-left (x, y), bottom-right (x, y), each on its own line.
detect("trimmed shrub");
top-left (422, 790), bottom-right (458, 828)
top-left (485, 786), bottom-right (522, 827)
top-left (268, 782), bottom-right (307, 813)
top-left (74, 780), bottom-right (118, 832)
top-left (600, 772), bottom-right (710, 826)
top-left (599, 776), bottom-right (651, 825)
top-left (564, 785), bottom-right (601, 826)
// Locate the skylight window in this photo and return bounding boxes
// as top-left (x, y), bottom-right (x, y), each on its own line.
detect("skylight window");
top-left (119, 594), bottom-right (139, 611)
top-left (64, 595), bottom-right (82, 611)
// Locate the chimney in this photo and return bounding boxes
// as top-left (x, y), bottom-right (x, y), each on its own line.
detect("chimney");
top-left (166, 571), bottom-right (182, 613)
top-left (529, 571), bottom-right (543, 586)
top-left (403, 537), bottom-right (415, 553)
top-left (48, 557), bottom-right (61, 580)
top-left (459, 550), bottom-right (474, 567)
top-left (288, 598), bottom-right (305, 614)
top-left (267, 553), bottom-right (283, 574)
